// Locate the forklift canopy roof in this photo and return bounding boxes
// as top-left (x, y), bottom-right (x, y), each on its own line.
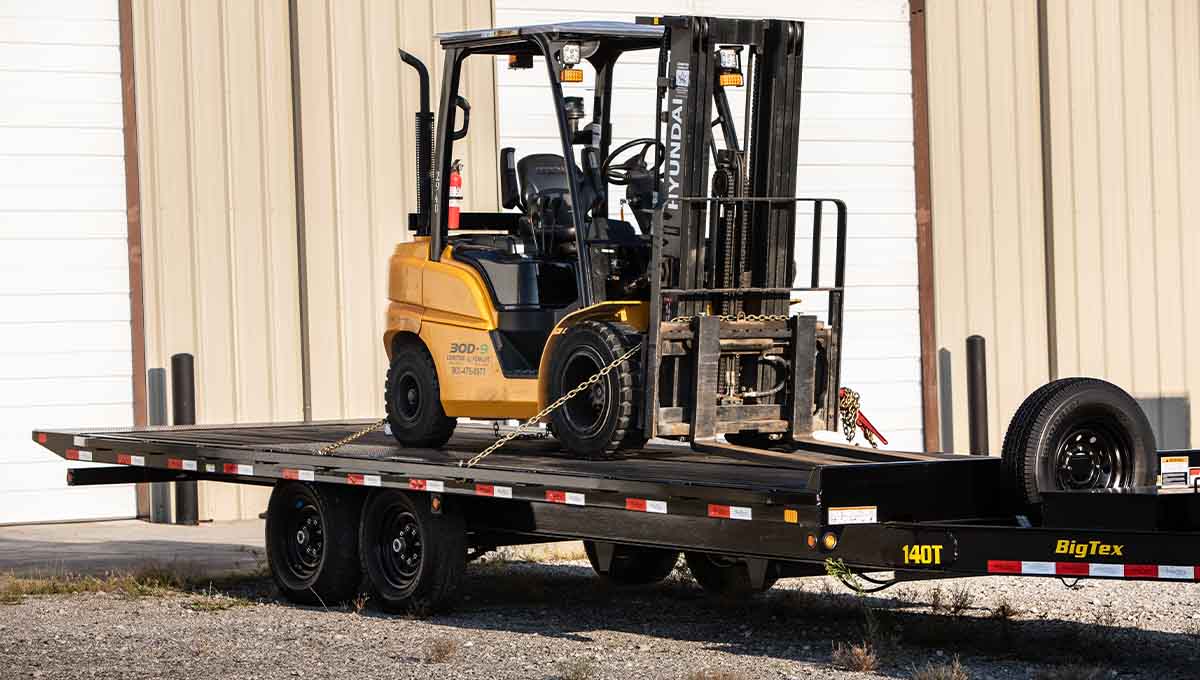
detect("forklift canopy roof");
top-left (437, 20), bottom-right (664, 52)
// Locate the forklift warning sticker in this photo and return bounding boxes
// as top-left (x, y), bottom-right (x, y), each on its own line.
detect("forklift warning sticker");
top-left (1161, 456), bottom-right (1189, 474)
top-left (446, 342), bottom-right (490, 377)
top-left (827, 506), bottom-right (878, 525)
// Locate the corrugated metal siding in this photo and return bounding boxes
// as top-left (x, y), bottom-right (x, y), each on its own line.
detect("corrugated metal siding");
top-left (1044, 0), bottom-right (1200, 448)
top-left (496, 0), bottom-right (924, 449)
top-left (925, 0), bottom-right (1050, 453)
top-left (296, 0), bottom-right (499, 420)
top-left (133, 0), bottom-right (301, 520)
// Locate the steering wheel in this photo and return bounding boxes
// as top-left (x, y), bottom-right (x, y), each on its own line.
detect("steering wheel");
top-left (601, 138), bottom-right (665, 186)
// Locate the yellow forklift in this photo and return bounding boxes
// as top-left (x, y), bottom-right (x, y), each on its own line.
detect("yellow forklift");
top-left (383, 16), bottom-right (857, 458)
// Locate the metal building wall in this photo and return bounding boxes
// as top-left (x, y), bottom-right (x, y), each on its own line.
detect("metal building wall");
top-left (925, 0), bottom-right (1050, 454)
top-left (133, 0), bottom-right (302, 521)
top-left (927, 0), bottom-right (1200, 453)
top-left (1043, 0), bottom-right (1199, 449)
top-left (132, 0), bottom-right (498, 520)
top-left (295, 0), bottom-right (499, 421)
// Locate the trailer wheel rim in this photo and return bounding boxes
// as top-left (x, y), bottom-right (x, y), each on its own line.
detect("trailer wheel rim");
top-left (379, 510), bottom-right (423, 588)
top-left (561, 347), bottom-right (610, 438)
top-left (1052, 420), bottom-right (1130, 490)
top-left (395, 371), bottom-right (422, 422)
top-left (283, 502), bottom-right (324, 580)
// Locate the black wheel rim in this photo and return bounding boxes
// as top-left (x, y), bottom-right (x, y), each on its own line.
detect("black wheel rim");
top-left (282, 498), bottom-right (324, 581)
top-left (1052, 419), bottom-right (1131, 490)
top-left (394, 370), bottom-right (421, 422)
top-left (377, 508), bottom-right (422, 590)
top-left (561, 347), bottom-right (610, 438)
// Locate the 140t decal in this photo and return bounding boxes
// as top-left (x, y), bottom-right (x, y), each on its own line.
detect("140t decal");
top-left (902, 544), bottom-right (944, 566)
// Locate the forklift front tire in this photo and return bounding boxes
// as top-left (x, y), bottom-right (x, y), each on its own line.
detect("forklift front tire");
top-left (546, 321), bottom-right (646, 458)
top-left (385, 336), bottom-right (456, 448)
top-left (1002, 378), bottom-right (1158, 510)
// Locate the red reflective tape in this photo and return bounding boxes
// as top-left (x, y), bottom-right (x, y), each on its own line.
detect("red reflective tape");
top-left (1124, 564), bottom-right (1158, 579)
top-left (476, 484), bottom-right (495, 496)
top-left (1056, 562), bottom-right (1089, 577)
top-left (65, 449), bottom-right (80, 461)
top-left (410, 479), bottom-right (427, 491)
top-left (987, 560), bottom-right (1022, 574)
top-left (168, 458), bottom-right (183, 470)
top-left (546, 490), bottom-right (566, 503)
top-left (37, 433), bottom-right (47, 444)
top-left (118, 454), bottom-right (133, 465)
top-left (626, 498), bottom-right (647, 512)
top-left (708, 504), bottom-right (731, 518)
top-left (282, 469), bottom-right (299, 480)
top-left (223, 463), bottom-right (238, 474)
top-left (348, 474), bottom-right (365, 485)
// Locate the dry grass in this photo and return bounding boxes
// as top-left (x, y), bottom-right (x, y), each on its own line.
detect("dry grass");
top-left (351, 592), bottom-right (370, 615)
top-left (501, 542), bottom-right (589, 563)
top-left (687, 670), bottom-right (744, 680)
top-left (422, 636), bottom-right (460, 664)
top-left (1035, 666), bottom-right (1109, 680)
top-left (830, 641), bottom-right (878, 672)
top-left (0, 563), bottom-right (270, 605)
top-left (990, 596), bottom-right (1020, 621)
top-left (912, 657), bottom-right (970, 680)
top-left (556, 657), bottom-right (598, 680)
top-left (929, 585), bottom-right (973, 616)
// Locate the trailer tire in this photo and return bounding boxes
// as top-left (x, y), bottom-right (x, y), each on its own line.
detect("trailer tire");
top-left (1002, 378), bottom-right (1158, 509)
top-left (386, 336), bottom-right (456, 448)
top-left (358, 489), bottom-right (466, 614)
top-left (684, 552), bottom-right (777, 597)
top-left (583, 541), bottom-right (679, 585)
top-left (266, 482), bottom-right (363, 606)
top-left (546, 321), bottom-right (647, 458)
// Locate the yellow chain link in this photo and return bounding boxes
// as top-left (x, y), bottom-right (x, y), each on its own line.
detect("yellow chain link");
top-left (838, 387), bottom-right (878, 448)
top-left (668, 311), bottom-right (791, 324)
top-left (462, 343), bottom-right (643, 468)
top-left (318, 417), bottom-right (389, 456)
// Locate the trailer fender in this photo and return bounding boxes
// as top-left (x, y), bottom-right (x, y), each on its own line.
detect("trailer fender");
top-left (536, 301), bottom-right (648, 409)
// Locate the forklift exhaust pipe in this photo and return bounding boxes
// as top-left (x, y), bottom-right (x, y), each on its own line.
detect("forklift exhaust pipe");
top-left (398, 49), bottom-right (433, 232)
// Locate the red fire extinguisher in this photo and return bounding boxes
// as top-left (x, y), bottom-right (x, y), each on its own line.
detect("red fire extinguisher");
top-left (448, 159), bottom-right (463, 230)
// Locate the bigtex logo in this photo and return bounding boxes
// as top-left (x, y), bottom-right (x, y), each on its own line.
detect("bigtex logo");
top-left (1055, 539), bottom-right (1124, 559)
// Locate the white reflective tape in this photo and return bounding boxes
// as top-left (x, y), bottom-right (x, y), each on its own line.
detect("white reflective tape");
top-left (73, 436), bottom-right (86, 447)
top-left (828, 506), bottom-right (877, 525)
top-left (76, 450), bottom-right (93, 462)
top-left (565, 492), bottom-right (585, 506)
top-left (363, 475), bottom-right (381, 487)
top-left (729, 506), bottom-right (752, 521)
top-left (181, 460), bottom-right (197, 471)
top-left (645, 500), bottom-right (667, 514)
top-left (1158, 565), bottom-right (1195, 580)
top-left (427, 480), bottom-right (444, 492)
top-left (297, 469), bottom-right (314, 481)
top-left (131, 455), bottom-right (145, 467)
top-left (493, 485), bottom-right (512, 498)
top-left (237, 464), bottom-right (252, 476)
top-left (1020, 561), bottom-right (1056, 575)
top-left (205, 464), bottom-right (216, 472)
top-left (1089, 563), bottom-right (1123, 578)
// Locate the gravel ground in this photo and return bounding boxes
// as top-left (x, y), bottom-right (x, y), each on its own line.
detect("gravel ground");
top-left (2, 550), bottom-right (1199, 680)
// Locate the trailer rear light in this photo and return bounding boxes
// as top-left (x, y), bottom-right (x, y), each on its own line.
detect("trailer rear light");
top-left (806, 534), bottom-right (817, 550)
top-left (821, 531), bottom-right (839, 551)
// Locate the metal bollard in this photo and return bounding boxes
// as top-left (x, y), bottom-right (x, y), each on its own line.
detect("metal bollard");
top-left (966, 335), bottom-right (989, 456)
top-left (147, 368), bottom-right (170, 523)
top-left (171, 354), bottom-right (199, 525)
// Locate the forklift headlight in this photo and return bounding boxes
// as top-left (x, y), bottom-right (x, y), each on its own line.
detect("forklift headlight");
top-left (561, 42), bottom-right (581, 66)
top-left (718, 47), bottom-right (739, 69)
top-left (716, 46), bottom-right (744, 87)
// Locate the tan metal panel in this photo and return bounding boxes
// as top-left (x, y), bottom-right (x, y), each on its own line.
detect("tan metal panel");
top-left (1045, 0), bottom-right (1200, 448)
top-left (298, 0), bottom-right (499, 420)
top-left (925, 0), bottom-right (1049, 454)
top-left (133, 0), bottom-right (300, 520)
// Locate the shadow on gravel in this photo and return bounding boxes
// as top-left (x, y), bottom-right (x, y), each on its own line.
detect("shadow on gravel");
top-left (393, 561), bottom-right (1200, 678)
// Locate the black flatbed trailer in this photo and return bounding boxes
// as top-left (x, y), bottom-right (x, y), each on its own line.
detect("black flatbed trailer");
top-left (32, 422), bottom-right (1200, 591)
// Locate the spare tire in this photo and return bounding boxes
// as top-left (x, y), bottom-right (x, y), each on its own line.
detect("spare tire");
top-left (1001, 378), bottom-right (1158, 509)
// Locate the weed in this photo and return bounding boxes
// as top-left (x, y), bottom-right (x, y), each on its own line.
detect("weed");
top-left (990, 596), bottom-right (1020, 621)
top-left (352, 592), bottom-right (370, 615)
top-left (830, 641), bottom-right (878, 672)
top-left (947, 586), bottom-right (973, 615)
top-left (911, 656), bottom-right (970, 680)
top-left (0, 564), bottom-right (268, 603)
top-left (1034, 666), bottom-right (1109, 680)
top-left (556, 657), bottom-right (598, 680)
top-left (185, 595), bottom-right (246, 612)
top-left (0, 591), bottom-right (23, 605)
top-left (422, 636), bottom-right (460, 664)
top-left (928, 586), bottom-right (944, 612)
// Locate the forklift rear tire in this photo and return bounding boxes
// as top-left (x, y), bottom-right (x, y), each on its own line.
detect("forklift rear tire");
top-left (546, 321), bottom-right (647, 458)
top-left (386, 336), bottom-right (457, 448)
top-left (358, 489), bottom-right (466, 613)
top-left (1001, 378), bottom-right (1158, 509)
top-left (266, 481), bottom-right (363, 606)
top-left (583, 541), bottom-right (679, 585)
top-left (684, 551), bottom-right (777, 597)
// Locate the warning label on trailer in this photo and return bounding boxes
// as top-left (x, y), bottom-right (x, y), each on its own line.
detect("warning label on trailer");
top-left (827, 506), bottom-right (877, 525)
